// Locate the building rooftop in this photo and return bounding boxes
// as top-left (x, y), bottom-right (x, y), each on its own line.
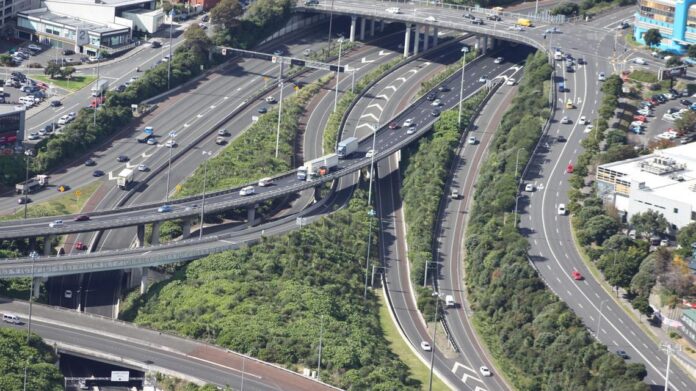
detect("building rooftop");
top-left (0, 105), bottom-right (26, 116)
top-left (44, 0), bottom-right (154, 6)
top-left (19, 8), bottom-right (122, 33)
top-left (684, 309), bottom-right (696, 322)
top-left (598, 142), bottom-right (696, 209)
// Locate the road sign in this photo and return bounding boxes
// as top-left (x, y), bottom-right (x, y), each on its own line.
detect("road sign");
top-left (294, 85), bottom-right (299, 91)
top-left (221, 48), bottom-right (227, 55)
top-left (175, 184), bottom-right (182, 192)
top-left (76, 29), bottom-right (89, 46)
top-left (272, 56), bottom-right (278, 63)
top-left (111, 371), bottom-right (129, 382)
top-left (74, 190), bottom-right (82, 198)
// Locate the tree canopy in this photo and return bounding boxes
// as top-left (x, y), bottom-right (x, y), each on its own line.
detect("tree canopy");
top-left (210, 0), bottom-right (243, 29)
top-left (643, 29), bottom-right (662, 48)
top-left (0, 328), bottom-right (63, 391)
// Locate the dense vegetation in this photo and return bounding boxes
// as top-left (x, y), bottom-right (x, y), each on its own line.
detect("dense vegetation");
top-left (121, 189), bottom-right (419, 389)
top-left (323, 58), bottom-right (403, 152)
top-left (464, 51), bottom-right (649, 389)
top-left (401, 90), bottom-right (485, 293)
top-left (0, 328), bottom-right (63, 391)
top-left (176, 74), bottom-right (332, 196)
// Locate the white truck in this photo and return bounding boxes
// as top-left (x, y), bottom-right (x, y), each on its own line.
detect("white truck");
top-left (91, 79), bottom-right (109, 97)
top-left (117, 168), bottom-right (134, 189)
top-left (303, 153), bottom-right (339, 180)
top-left (554, 50), bottom-right (563, 61)
top-left (336, 137), bottom-right (359, 158)
top-left (15, 175), bottom-right (49, 194)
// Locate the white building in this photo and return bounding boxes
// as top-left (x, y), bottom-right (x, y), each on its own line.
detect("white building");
top-left (16, 0), bottom-right (163, 54)
top-left (596, 143), bottom-right (696, 230)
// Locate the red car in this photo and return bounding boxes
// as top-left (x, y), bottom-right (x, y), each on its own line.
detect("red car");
top-left (566, 163), bottom-right (574, 174)
top-left (633, 115), bottom-right (647, 122)
top-left (74, 215), bottom-right (90, 221)
top-left (74, 241), bottom-right (87, 250)
top-left (388, 122), bottom-right (399, 129)
top-left (572, 270), bottom-right (583, 281)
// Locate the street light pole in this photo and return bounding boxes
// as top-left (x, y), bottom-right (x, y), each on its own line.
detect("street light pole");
top-left (275, 62), bottom-right (284, 158)
top-left (93, 43), bottom-right (100, 126)
top-left (23, 149), bottom-right (32, 219)
top-left (513, 148), bottom-right (524, 227)
top-left (164, 131), bottom-right (176, 203)
top-left (457, 48), bottom-right (467, 128)
top-left (661, 343), bottom-right (677, 391)
top-left (22, 250), bottom-right (38, 391)
top-left (364, 123), bottom-right (378, 300)
top-left (167, 10), bottom-right (174, 90)
top-left (326, 0), bottom-right (336, 58)
top-left (351, 69), bottom-right (356, 93)
top-left (316, 314), bottom-right (324, 380)
top-left (334, 38), bottom-right (343, 112)
top-left (427, 294), bottom-right (440, 391)
top-left (199, 151), bottom-right (212, 239)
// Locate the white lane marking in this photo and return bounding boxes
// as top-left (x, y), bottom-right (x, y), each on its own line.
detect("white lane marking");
top-left (367, 103), bottom-right (383, 111)
top-left (360, 113), bottom-right (380, 121)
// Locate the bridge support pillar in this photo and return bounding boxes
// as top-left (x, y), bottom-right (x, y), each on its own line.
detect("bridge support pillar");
top-left (151, 221), bottom-right (161, 246)
top-left (140, 267), bottom-right (148, 294)
top-left (44, 235), bottom-right (54, 256)
top-left (482, 35), bottom-right (488, 54)
top-left (29, 237), bottom-right (36, 252)
top-left (32, 277), bottom-right (41, 298)
top-left (350, 15), bottom-right (357, 42)
top-left (423, 25), bottom-right (429, 51)
top-left (403, 24), bottom-right (411, 57)
top-left (181, 217), bottom-right (192, 240)
top-left (314, 186), bottom-right (322, 202)
top-left (360, 17), bottom-right (366, 41)
top-left (370, 19), bottom-right (375, 36)
top-left (413, 25), bottom-right (420, 56)
top-left (379, 19), bottom-right (385, 32)
top-left (136, 224), bottom-right (145, 247)
top-left (247, 204), bottom-right (257, 227)
top-left (433, 27), bottom-right (438, 46)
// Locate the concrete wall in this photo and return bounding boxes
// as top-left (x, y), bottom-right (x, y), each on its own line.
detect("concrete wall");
top-left (626, 184), bottom-right (693, 229)
top-left (43, 1), bottom-right (116, 24)
top-left (122, 10), bottom-right (163, 34)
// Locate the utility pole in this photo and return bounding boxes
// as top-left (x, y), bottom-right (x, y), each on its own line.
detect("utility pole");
top-left (427, 293), bottom-right (440, 391)
top-left (164, 131), bottom-right (177, 202)
top-left (661, 343), bottom-right (679, 391)
top-left (458, 48), bottom-right (468, 128)
top-left (199, 151), bottom-right (212, 239)
top-left (334, 38), bottom-right (344, 112)
top-left (326, 0), bottom-right (336, 58)
top-left (23, 149), bottom-right (32, 219)
top-left (364, 124), bottom-right (378, 300)
top-left (316, 315), bottom-right (324, 380)
top-left (275, 61), bottom-right (284, 158)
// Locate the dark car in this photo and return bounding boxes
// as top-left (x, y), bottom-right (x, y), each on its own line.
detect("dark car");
top-left (84, 158), bottom-right (96, 166)
top-left (431, 109), bottom-right (441, 117)
top-left (616, 350), bottom-right (629, 359)
top-left (488, 15), bottom-right (501, 21)
top-left (557, 135), bottom-right (566, 142)
top-left (388, 122), bottom-right (399, 129)
top-left (116, 84), bottom-right (126, 92)
top-left (680, 99), bottom-right (692, 106)
top-left (17, 197), bottom-right (30, 204)
top-left (50, 100), bottom-right (61, 107)
top-left (74, 215), bottom-right (90, 221)
top-left (117, 155), bottom-right (129, 162)
top-left (258, 106), bottom-right (267, 114)
top-left (437, 85), bottom-right (450, 92)
top-left (202, 15), bottom-right (209, 22)
top-left (62, 49), bottom-right (75, 56)
top-left (566, 66), bottom-right (573, 73)
top-left (44, 124), bottom-right (56, 133)
top-left (426, 93), bottom-right (437, 101)
top-left (151, 41), bottom-right (162, 48)
top-left (463, 12), bottom-right (474, 19)
top-left (92, 170), bottom-right (105, 177)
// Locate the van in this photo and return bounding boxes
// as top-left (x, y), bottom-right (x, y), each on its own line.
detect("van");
top-left (445, 295), bottom-right (455, 308)
top-left (517, 18), bottom-right (532, 27)
top-left (258, 177), bottom-right (273, 187)
top-left (2, 313), bottom-right (21, 324)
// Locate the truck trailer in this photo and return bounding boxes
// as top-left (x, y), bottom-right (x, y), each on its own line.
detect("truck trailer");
top-left (15, 175), bottom-right (49, 194)
top-left (117, 168), bottom-right (134, 189)
top-left (336, 137), bottom-right (359, 158)
top-left (303, 153), bottom-right (339, 180)
top-left (91, 79), bottom-right (109, 97)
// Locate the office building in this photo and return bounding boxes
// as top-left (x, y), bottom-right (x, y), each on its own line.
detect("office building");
top-left (634, 0), bottom-right (696, 54)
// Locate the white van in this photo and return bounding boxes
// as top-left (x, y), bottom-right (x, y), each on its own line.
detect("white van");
top-left (2, 313), bottom-right (21, 324)
top-left (445, 295), bottom-right (455, 308)
top-left (239, 186), bottom-right (255, 196)
top-left (258, 177), bottom-right (273, 187)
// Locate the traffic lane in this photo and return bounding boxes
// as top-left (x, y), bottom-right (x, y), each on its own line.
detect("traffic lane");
top-left (83, 269), bottom-right (121, 317)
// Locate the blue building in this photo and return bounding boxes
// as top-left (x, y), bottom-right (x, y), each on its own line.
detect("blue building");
top-left (634, 0), bottom-right (696, 54)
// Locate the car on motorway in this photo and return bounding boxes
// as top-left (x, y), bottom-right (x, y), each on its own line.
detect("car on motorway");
top-left (557, 204), bottom-right (567, 215)
top-left (525, 183), bottom-right (534, 192)
top-left (506, 78), bottom-right (516, 86)
top-left (420, 341), bottom-right (432, 351)
top-left (598, 72), bottom-right (606, 81)
top-left (117, 155), bottom-right (129, 162)
top-left (426, 93), bottom-right (437, 101)
top-left (388, 122), bottom-right (399, 129)
top-left (450, 188), bottom-right (460, 199)
top-left (258, 177), bottom-right (273, 187)
top-left (137, 164), bottom-right (149, 172)
top-left (616, 350), bottom-right (629, 359)
top-left (272, 49), bottom-right (283, 56)
top-left (560, 116), bottom-right (570, 124)
top-left (239, 186), bottom-right (255, 196)
top-left (572, 270), bottom-right (583, 280)
top-left (49, 220), bottom-right (64, 228)
top-left (468, 136), bottom-right (477, 145)
top-left (508, 25), bottom-right (524, 31)
top-left (157, 205), bottom-right (173, 213)
top-left (463, 12), bottom-right (474, 19)
top-left (151, 40), bottom-right (161, 48)
top-left (17, 197), bottom-right (30, 204)
top-left (147, 138), bottom-right (157, 145)
top-left (437, 85), bottom-right (450, 92)
top-left (431, 98), bottom-right (442, 106)
top-left (265, 96), bottom-right (277, 104)
top-left (566, 65), bottom-right (574, 73)
top-left (74, 215), bottom-right (90, 221)
top-left (74, 241), bottom-right (87, 250)
top-left (64, 290), bottom-right (73, 298)
top-left (165, 140), bottom-right (177, 148)
top-left (217, 129), bottom-right (228, 136)
top-left (494, 57), bottom-right (503, 64)
top-left (488, 14), bottom-right (501, 21)
top-left (557, 135), bottom-right (566, 142)
top-left (479, 366), bottom-right (492, 377)
top-left (84, 158), bottom-right (96, 166)
top-left (215, 136), bottom-right (226, 145)
top-left (578, 115), bottom-right (587, 125)
top-left (386, 6), bottom-right (400, 14)
top-left (425, 15), bottom-right (437, 22)
top-left (478, 76), bottom-right (487, 83)
top-left (431, 109), bottom-right (440, 117)
top-left (258, 106), bottom-right (267, 114)
top-left (471, 18), bottom-right (484, 25)
top-left (404, 118), bottom-right (414, 127)
top-left (92, 170), bottom-right (105, 177)
top-left (566, 163), bottom-right (574, 173)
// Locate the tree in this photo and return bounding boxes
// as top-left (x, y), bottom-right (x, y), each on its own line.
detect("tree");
top-left (630, 210), bottom-right (668, 239)
top-left (675, 110), bottom-right (696, 133)
top-left (688, 45), bottom-right (696, 58)
top-left (631, 295), bottom-right (654, 318)
top-left (579, 215), bottom-right (620, 246)
top-left (677, 222), bottom-right (696, 252)
top-left (0, 53), bottom-right (13, 66)
top-left (666, 56), bottom-right (683, 67)
top-left (210, 0), bottom-right (243, 29)
top-left (60, 66), bottom-right (75, 79)
top-left (183, 24), bottom-right (212, 59)
top-left (551, 2), bottom-right (580, 16)
top-left (43, 62), bottom-right (61, 78)
top-left (643, 29), bottom-right (663, 48)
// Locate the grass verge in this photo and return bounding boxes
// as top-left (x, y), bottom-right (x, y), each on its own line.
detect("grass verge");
top-left (0, 181), bottom-right (101, 221)
top-left (33, 75), bottom-right (98, 92)
top-left (376, 290), bottom-right (449, 391)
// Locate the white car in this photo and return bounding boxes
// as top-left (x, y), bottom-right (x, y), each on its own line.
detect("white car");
top-left (366, 149), bottom-right (376, 158)
top-left (494, 57), bottom-right (503, 64)
top-left (525, 183), bottom-right (534, 192)
top-left (406, 127), bottom-right (416, 135)
top-left (49, 219), bottom-right (64, 228)
top-left (480, 366), bottom-right (492, 377)
top-left (165, 140), bottom-right (177, 148)
top-left (431, 99), bottom-right (442, 106)
top-left (637, 108), bottom-right (651, 116)
top-left (478, 76), bottom-right (488, 83)
top-left (578, 115), bottom-right (587, 125)
top-left (58, 113), bottom-right (74, 125)
top-left (404, 118), bottom-right (414, 127)
top-left (265, 96), bottom-right (276, 103)
top-left (147, 138), bottom-right (157, 145)
top-left (633, 57), bottom-right (647, 65)
top-left (27, 44), bottom-right (41, 52)
top-left (386, 7), bottom-right (400, 14)
top-left (468, 136), bottom-right (477, 145)
top-left (508, 25), bottom-right (524, 31)
top-left (239, 186), bottom-right (255, 196)
top-left (598, 72), bottom-right (606, 81)
top-left (27, 132), bottom-right (39, 140)
top-left (420, 341), bottom-right (432, 351)
top-left (560, 116), bottom-right (570, 124)
top-left (137, 164), bottom-right (148, 172)
top-left (258, 177), bottom-right (273, 187)
top-left (425, 16), bottom-right (437, 22)
top-left (558, 204), bottom-right (567, 215)
top-left (506, 78), bottom-right (516, 86)
top-left (64, 290), bottom-right (73, 299)
top-left (584, 125), bottom-right (594, 133)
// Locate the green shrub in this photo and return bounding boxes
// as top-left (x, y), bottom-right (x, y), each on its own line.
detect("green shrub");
top-left (0, 328), bottom-right (63, 391)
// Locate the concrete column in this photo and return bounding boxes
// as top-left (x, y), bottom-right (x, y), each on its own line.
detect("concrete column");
top-left (247, 204), bottom-right (257, 227)
top-left (314, 186), bottom-right (322, 202)
top-left (476, 36), bottom-right (481, 52)
top-left (350, 15), bottom-right (357, 42)
top-left (379, 20), bottom-right (385, 32)
top-left (29, 237), bottom-right (36, 252)
top-left (360, 17), bottom-right (366, 41)
top-left (151, 221), bottom-right (161, 246)
top-left (423, 25), bottom-right (429, 51)
top-left (433, 27), bottom-right (438, 46)
top-left (136, 224), bottom-right (145, 247)
top-left (140, 267), bottom-right (148, 294)
top-left (181, 217), bottom-right (192, 240)
top-left (32, 277), bottom-right (41, 298)
top-left (44, 235), bottom-right (54, 256)
top-left (370, 19), bottom-right (375, 36)
top-left (482, 35), bottom-right (488, 54)
top-left (413, 25), bottom-right (420, 56)
top-left (403, 24), bottom-right (411, 57)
